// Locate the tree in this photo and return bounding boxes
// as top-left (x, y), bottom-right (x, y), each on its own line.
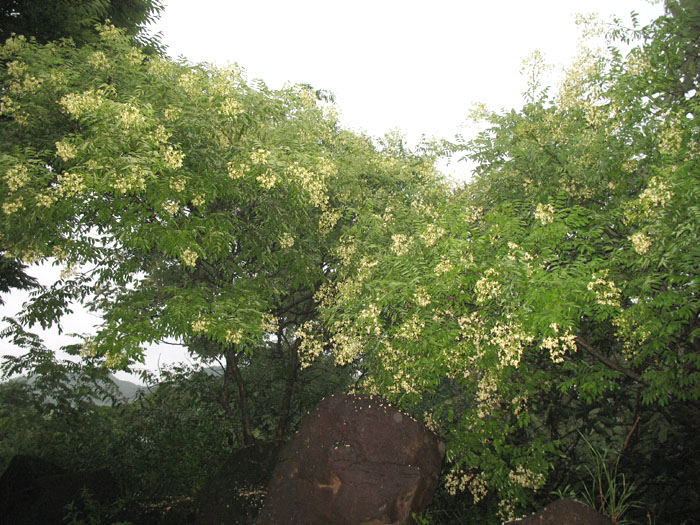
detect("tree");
top-left (0, 25), bottom-right (443, 446)
top-left (0, 0), bottom-right (164, 51)
top-left (321, 5), bottom-right (700, 522)
top-left (0, 0), bottom-right (163, 307)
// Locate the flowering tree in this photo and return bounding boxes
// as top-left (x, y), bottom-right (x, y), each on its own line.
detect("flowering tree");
top-left (0, 25), bottom-right (443, 444)
top-left (320, 6), bottom-right (700, 521)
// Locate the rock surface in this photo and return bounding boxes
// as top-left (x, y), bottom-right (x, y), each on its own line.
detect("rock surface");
top-left (505, 498), bottom-right (614, 525)
top-left (257, 394), bottom-right (445, 525)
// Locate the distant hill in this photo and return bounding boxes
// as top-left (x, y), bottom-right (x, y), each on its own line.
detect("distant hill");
top-left (6, 373), bottom-right (145, 404)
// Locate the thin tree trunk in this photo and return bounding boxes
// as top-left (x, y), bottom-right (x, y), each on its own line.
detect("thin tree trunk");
top-left (276, 338), bottom-right (300, 440)
top-left (225, 347), bottom-right (255, 446)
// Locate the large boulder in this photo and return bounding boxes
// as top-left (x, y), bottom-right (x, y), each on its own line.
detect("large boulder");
top-left (257, 394), bottom-right (445, 525)
top-left (0, 454), bottom-right (117, 525)
top-left (505, 498), bottom-right (614, 525)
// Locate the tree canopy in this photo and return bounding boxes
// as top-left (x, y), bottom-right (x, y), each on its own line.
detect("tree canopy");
top-left (0, 0), bottom-right (164, 50)
top-left (0, 23), bottom-right (443, 444)
top-left (1, 2), bottom-right (699, 523)
top-left (319, 4), bottom-right (700, 521)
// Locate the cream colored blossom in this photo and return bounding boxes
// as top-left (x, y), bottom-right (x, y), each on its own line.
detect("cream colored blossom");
top-left (191, 194), bottom-right (205, 207)
top-left (60, 264), bottom-right (78, 280)
top-left (434, 257), bottom-right (453, 276)
top-left (55, 141), bottom-right (76, 162)
top-left (56, 172), bottom-right (85, 197)
top-left (629, 231), bottom-right (651, 255)
top-left (287, 162), bottom-right (328, 208)
top-left (465, 206), bottom-right (483, 223)
top-left (475, 268), bottom-right (500, 303)
top-left (112, 167), bottom-right (147, 194)
top-left (163, 106), bottom-right (182, 121)
top-left (4, 164), bottom-right (29, 192)
top-left (2, 34), bottom-right (27, 54)
top-left (257, 169), bottom-right (277, 189)
top-left (318, 209), bottom-right (341, 234)
top-left (421, 223), bottom-right (446, 247)
top-left (48, 71), bottom-right (67, 87)
top-left (391, 234), bottom-right (411, 256)
top-left (535, 202), bottom-right (555, 224)
top-left (640, 176), bottom-right (672, 208)
top-left (177, 71), bottom-right (199, 94)
top-left (220, 98), bottom-right (242, 117)
top-left (163, 201), bottom-right (179, 215)
top-left (35, 192), bottom-right (57, 208)
top-left (125, 48), bottom-right (144, 66)
top-left (541, 325), bottom-right (577, 363)
top-left (170, 177), bottom-right (186, 192)
top-left (97, 23), bottom-right (122, 42)
top-left (225, 328), bottom-right (243, 344)
top-left (508, 465), bottom-right (545, 489)
top-left (250, 148), bottom-right (271, 165)
top-left (79, 340), bottom-right (97, 358)
top-left (260, 313), bottom-right (278, 334)
top-left (6, 60), bottom-right (26, 77)
top-left (181, 248), bottom-right (199, 267)
top-left (297, 321), bottom-right (325, 368)
top-left (414, 287), bottom-right (431, 307)
top-left (279, 232), bottom-right (295, 249)
top-left (0, 95), bottom-right (17, 115)
top-left (87, 51), bottom-right (110, 70)
top-left (587, 270), bottom-right (621, 307)
top-left (191, 315), bottom-right (210, 333)
top-left (59, 89), bottom-right (105, 118)
top-left (227, 162), bottom-right (246, 179)
top-left (395, 314), bottom-right (424, 341)
top-left (163, 146), bottom-right (185, 170)
top-left (2, 197), bottom-right (24, 215)
top-left (119, 104), bottom-right (145, 129)
top-left (335, 238), bottom-right (356, 265)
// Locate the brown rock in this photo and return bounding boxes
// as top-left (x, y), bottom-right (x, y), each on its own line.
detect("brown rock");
top-left (257, 394), bottom-right (445, 525)
top-left (505, 498), bottom-right (614, 525)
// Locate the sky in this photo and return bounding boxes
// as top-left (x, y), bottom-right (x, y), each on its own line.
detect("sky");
top-left (1, 0), bottom-right (665, 381)
top-left (150, 0), bottom-right (664, 150)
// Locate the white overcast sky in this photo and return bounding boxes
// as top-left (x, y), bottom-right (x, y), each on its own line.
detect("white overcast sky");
top-left (151, 0), bottom-right (663, 149)
top-left (1, 0), bottom-right (665, 380)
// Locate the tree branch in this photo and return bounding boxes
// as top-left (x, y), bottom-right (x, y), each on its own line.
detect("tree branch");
top-left (575, 336), bottom-right (649, 386)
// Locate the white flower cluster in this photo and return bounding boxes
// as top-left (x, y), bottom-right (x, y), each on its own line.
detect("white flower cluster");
top-left (162, 146), bottom-right (185, 170)
top-left (628, 231), bottom-right (651, 255)
top-left (225, 328), bottom-right (243, 344)
top-left (4, 164), bottom-right (29, 192)
top-left (297, 321), bottom-right (325, 368)
top-left (279, 232), bottom-right (295, 249)
top-left (227, 162), bottom-right (246, 180)
top-left (59, 89), bottom-right (105, 118)
top-left (318, 209), bottom-right (341, 235)
top-left (181, 248), bottom-right (199, 268)
top-left (587, 270), bottom-right (621, 307)
top-left (55, 141), bottom-right (76, 162)
top-left (475, 268), bottom-right (500, 303)
top-left (540, 323), bottom-right (577, 363)
top-left (391, 234), bottom-right (411, 256)
top-left (535, 202), bottom-right (555, 225)
top-left (414, 287), bottom-right (431, 307)
top-left (421, 223), bottom-right (445, 247)
top-left (191, 315), bottom-right (210, 333)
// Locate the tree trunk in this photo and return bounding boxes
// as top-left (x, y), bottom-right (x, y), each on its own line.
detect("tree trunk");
top-left (225, 347), bottom-right (255, 446)
top-left (276, 338), bottom-right (300, 440)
